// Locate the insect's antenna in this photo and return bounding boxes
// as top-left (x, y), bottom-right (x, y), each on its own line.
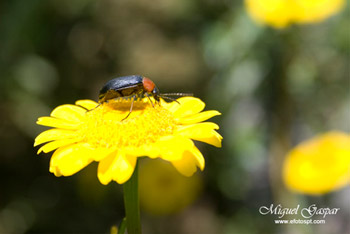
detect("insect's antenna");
top-left (159, 95), bottom-right (180, 104)
top-left (161, 93), bottom-right (193, 97)
top-left (159, 93), bottom-right (193, 104)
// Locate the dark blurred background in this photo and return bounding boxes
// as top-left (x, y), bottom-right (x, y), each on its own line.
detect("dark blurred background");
top-left (0, 0), bottom-right (349, 233)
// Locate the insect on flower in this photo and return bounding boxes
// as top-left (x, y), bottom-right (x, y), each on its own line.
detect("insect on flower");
top-left (97, 75), bottom-right (191, 120)
top-left (34, 91), bottom-right (222, 184)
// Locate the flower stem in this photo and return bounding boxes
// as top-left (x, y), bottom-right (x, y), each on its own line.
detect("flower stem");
top-left (117, 218), bottom-right (126, 234)
top-left (123, 161), bottom-right (141, 234)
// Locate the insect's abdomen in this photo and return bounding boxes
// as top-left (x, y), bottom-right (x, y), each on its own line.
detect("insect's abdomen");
top-left (99, 75), bottom-right (144, 103)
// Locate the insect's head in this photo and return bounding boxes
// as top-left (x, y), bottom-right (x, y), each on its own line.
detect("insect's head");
top-left (152, 86), bottom-right (160, 102)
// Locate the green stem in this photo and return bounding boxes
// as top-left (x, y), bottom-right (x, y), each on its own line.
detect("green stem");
top-left (117, 218), bottom-right (126, 234)
top-left (123, 161), bottom-right (141, 234)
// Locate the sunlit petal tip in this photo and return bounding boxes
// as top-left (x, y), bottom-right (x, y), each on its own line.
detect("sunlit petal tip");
top-left (181, 110), bottom-right (222, 124)
top-left (38, 139), bottom-right (80, 154)
top-left (34, 129), bottom-right (78, 147)
top-left (191, 146), bottom-right (205, 171)
top-left (36, 117), bottom-right (47, 125)
top-left (176, 122), bottom-right (222, 147)
top-left (97, 152), bottom-right (137, 184)
top-left (75, 99), bottom-right (99, 110)
top-left (211, 131), bottom-right (223, 148)
top-left (37, 147), bottom-right (44, 155)
top-left (171, 97), bottom-right (206, 117)
top-left (112, 156), bottom-right (137, 184)
top-left (208, 110), bottom-right (221, 117)
top-left (97, 156), bottom-right (114, 185)
top-left (50, 104), bottom-right (86, 122)
top-left (49, 144), bottom-right (94, 176)
top-left (97, 175), bottom-right (112, 185)
top-left (34, 139), bottom-right (41, 147)
top-left (49, 166), bottom-right (62, 177)
top-left (36, 116), bottom-right (80, 129)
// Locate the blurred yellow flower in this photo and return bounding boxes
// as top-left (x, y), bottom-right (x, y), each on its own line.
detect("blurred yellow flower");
top-left (34, 97), bottom-right (222, 184)
top-left (139, 159), bottom-right (202, 215)
top-left (283, 131), bottom-right (350, 195)
top-left (245, 0), bottom-right (345, 28)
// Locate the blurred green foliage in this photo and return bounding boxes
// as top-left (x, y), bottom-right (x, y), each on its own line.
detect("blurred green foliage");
top-left (0, 0), bottom-right (348, 233)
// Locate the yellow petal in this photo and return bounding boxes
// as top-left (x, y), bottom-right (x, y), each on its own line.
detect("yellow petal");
top-left (97, 152), bottom-right (136, 185)
top-left (176, 110), bottom-right (221, 124)
top-left (37, 138), bottom-right (79, 154)
top-left (75, 99), bottom-right (98, 110)
top-left (36, 117), bottom-right (81, 129)
top-left (170, 97), bottom-right (205, 118)
top-left (176, 122), bottom-right (223, 147)
top-left (245, 0), bottom-right (292, 28)
top-left (283, 131), bottom-right (350, 195)
top-left (112, 154), bottom-right (137, 184)
top-left (51, 104), bottom-right (86, 122)
top-left (171, 150), bottom-right (200, 177)
top-left (159, 98), bottom-right (181, 112)
top-left (34, 128), bottom-right (78, 146)
top-left (51, 168), bottom-right (62, 177)
top-left (293, 0), bottom-right (345, 23)
top-left (97, 153), bottom-right (115, 185)
top-left (49, 143), bottom-right (95, 176)
top-left (126, 144), bottom-right (160, 159)
top-left (156, 136), bottom-right (194, 161)
top-left (190, 146), bottom-right (205, 170)
top-left (245, 0), bottom-right (345, 28)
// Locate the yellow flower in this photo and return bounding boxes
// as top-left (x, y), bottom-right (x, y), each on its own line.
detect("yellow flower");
top-left (245, 0), bottom-right (345, 28)
top-left (283, 131), bottom-right (350, 195)
top-left (34, 97), bottom-right (222, 184)
top-left (139, 158), bottom-right (202, 215)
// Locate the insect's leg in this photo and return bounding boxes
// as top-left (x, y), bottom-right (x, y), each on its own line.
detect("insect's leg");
top-left (145, 93), bottom-right (155, 107)
top-left (111, 97), bottom-right (124, 102)
top-left (86, 102), bottom-right (101, 112)
top-left (122, 95), bottom-right (136, 121)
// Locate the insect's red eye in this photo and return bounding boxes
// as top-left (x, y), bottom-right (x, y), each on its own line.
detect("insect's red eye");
top-left (142, 77), bottom-right (155, 92)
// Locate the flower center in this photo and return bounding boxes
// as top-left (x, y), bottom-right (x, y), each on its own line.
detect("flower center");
top-left (79, 99), bottom-right (176, 149)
